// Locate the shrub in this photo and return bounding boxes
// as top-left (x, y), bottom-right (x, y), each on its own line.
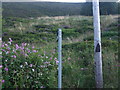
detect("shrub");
top-left (2, 38), bottom-right (58, 88)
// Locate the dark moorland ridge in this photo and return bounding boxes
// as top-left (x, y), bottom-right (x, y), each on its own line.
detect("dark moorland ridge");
top-left (2, 2), bottom-right (119, 18)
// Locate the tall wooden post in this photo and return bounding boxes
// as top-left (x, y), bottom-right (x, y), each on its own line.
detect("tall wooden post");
top-left (58, 28), bottom-right (62, 89)
top-left (92, 0), bottom-right (103, 88)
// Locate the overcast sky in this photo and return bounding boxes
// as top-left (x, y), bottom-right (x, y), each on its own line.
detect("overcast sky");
top-left (2, 0), bottom-right (85, 2)
top-left (2, 0), bottom-right (119, 2)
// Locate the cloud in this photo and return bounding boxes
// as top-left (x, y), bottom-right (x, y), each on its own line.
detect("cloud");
top-left (2, 0), bottom-right (119, 2)
top-left (2, 0), bottom-right (35, 2)
top-left (86, 0), bottom-right (118, 2)
top-left (35, 0), bottom-right (86, 2)
top-left (2, 0), bottom-right (86, 2)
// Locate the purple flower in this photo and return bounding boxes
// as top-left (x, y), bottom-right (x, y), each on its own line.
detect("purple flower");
top-left (44, 61), bottom-right (50, 64)
top-left (13, 55), bottom-right (16, 58)
top-left (5, 44), bottom-right (8, 47)
top-left (2, 80), bottom-right (5, 83)
top-left (54, 57), bottom-right (57, 61)
top-left (50, 57), bottom-right (52, 60)
top-left (20, 47), bottom-right (24, 50)
top-left (25, 54), bottom-right (28, 57)
top-left (7, 47), bottom-right (10, 50)
top-left (68, 57), bottom-right (71, 60)
top-left (11, 55), bottom-right (16, 58)
top-left (38, 54), bottom-right (41, 57)
top-left (2, 49), bottom-right (5, 52)
top-left (40, 86), bottom-right (44, 88)
top-left (15, 44), bottom-right (19, 50)
top-left (4, 67), bottom-right (8, 71)
top-left (56, 60), bottom-right (59, 64)
top-left (1, 44), bottom-right (4, 47)
top-left (22, 43), bottom-right (26, 47)
top-left (6, 51), bottom-right (10, 54)
top-left (0, 65), bottom-right (2, 68)
top-left (32, 46), bottom-right (35, 49)
top-left (9, 38), bottom-right (13, 42)
top-left (29, 64), bottom-right (33, 67)
top-left (24, 43), bottom-right (27, 46)
top-left (27, 50), bottom-right (30, 53)
top-left (33, 50), bottom-right (37, 53)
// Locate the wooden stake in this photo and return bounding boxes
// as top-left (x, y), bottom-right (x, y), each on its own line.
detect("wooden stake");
top-left (92, 0), bottom-right (103, 88)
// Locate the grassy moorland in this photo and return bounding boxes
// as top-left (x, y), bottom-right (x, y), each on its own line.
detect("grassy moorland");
top-left (2, 15), bottom-right (119, 88)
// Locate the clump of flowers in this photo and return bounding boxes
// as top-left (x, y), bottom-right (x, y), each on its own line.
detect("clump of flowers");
top-left (2, 38), bottom-right (58, 88)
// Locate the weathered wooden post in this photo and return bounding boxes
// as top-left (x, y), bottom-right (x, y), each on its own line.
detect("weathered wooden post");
top-left (58, 28), bottom-right (62, 89)
top-left (92, 0), bottom-right (103, 88)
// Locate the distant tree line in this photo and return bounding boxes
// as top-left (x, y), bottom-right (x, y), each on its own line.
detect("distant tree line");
top-left (2, 2), bottom-right (120, 18)
top-left (80, 2), bottom-right (119, 16)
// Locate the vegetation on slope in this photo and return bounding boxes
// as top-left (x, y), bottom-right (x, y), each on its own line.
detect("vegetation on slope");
top-left (2, 15), bottom-right (119, 88)
top-left (2, 2), bottom-right (119, 18)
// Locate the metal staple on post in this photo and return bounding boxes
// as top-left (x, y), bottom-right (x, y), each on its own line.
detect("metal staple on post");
top-left (92, 0), bottom-right (103, 88)
top-left (58, 28), bottom-right (62, 89)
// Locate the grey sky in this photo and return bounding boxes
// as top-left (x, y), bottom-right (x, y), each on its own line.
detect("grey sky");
top-left (2, 0), bottom-right (119, 2)
top-left (2, 0), bottom-right (35, 2)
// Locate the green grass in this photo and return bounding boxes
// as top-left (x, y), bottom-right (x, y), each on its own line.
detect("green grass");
top-left (2, 15), bottom-right (119, 88)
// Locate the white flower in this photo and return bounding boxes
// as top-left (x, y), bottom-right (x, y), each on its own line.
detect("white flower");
top-left (46, 56), bottom-right (48, 58)
top-left (20, 65), bottom-right (23, 68)
top-left (6, 51), bottom-right (9, 54)
top-left (25, 62), bottom-right (28, 65)
top-left (32, 69), bottom-right (35, 72)
top-left (8, 41), bottom-right (11, 45)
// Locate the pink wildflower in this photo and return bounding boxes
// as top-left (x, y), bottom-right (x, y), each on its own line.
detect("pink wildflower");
top-left (5, 44), bottom-right (8, 47)
top-left (68, 57), bottom-right (71, 60)
top-left (0, 65), bottom-right (2, 68)
top-left (7, 47), bottom-right (10, 50)
top-left (9, 38), bottom-right (12, 42)
top-left (25, 54), bottom-right (28, 57)
top-left (22, 43), bottom-right (26, 47)
top-left (2, 49), bottom-right (5, 52)
top-left (29, 64), bottom-right (33, 67)
top-left (6, 51), bottom-right (10, 54)
top-left (1, 44), bottom-right (4, 47)
top-left (54, 57), bottom-right (57, 61)
top-left (56, 60), bottom-right (59, 64)
top-left (2, 80), bottom-right (5, 83)
top-left (40, 86), bottom-right (44, 88)
top-left (33, 50), bottom-right (37, 53)
top-left (15, 44), bottom-right (19, 50)
top-left (50, 57), bottom-right (52, 60)
top-left (4, 67), bottom-right (8, 71)
top-left (12, 55), bottom-right (16, 58)
top-left (32, 46), bottom-right (35, 49)
top-left (28, 50), bottom-right (30, 53)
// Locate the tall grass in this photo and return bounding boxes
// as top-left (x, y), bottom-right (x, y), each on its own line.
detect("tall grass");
top-left (2, 15), bottom-right (119, 88)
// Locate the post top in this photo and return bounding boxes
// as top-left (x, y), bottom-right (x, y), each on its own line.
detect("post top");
top-left (58, 28), bottom-right (62, 31)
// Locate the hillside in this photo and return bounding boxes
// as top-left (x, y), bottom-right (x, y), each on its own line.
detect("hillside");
top-left (2, 2), bottom-right (119, 18)
top-left (2, 15), bottom-right (119, 88)
top-left (2, 2), bottom-right (82, 18)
